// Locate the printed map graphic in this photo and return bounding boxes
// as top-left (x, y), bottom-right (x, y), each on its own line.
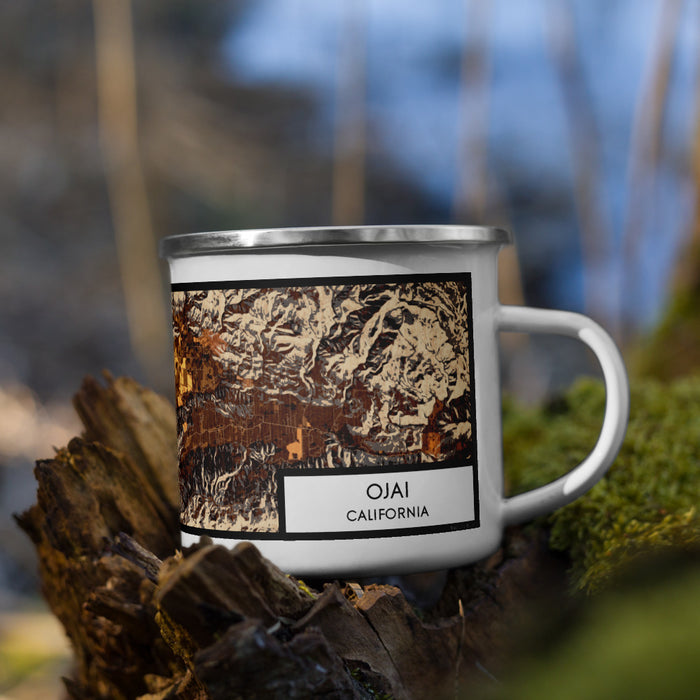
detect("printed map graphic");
top-left (172, 276), bottom-right (475, 534)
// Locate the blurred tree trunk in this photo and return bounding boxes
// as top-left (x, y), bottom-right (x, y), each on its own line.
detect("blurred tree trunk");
top-left (620, 0), bottom-right (684, 343)
top-left (547, 0), bottom-right (613, 329)
top-left (93, 0), bottom-right (170, 388)
top-left (633, 40), bottom-right (700, 380)
top-left (332, 0), bottom-right (367, 225)
top-left (453, 0), bottom-right (491, 225)
top-left (453, 0), bottom-right (524, 310)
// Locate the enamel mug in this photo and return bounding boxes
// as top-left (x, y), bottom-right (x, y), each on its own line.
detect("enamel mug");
top-left (159, 226), bottom-right (629, 576)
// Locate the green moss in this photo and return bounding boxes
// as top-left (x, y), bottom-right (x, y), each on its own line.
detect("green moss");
top-left (480, 562), bottom-right (700, 700)
top-left (503, 376), bottom-right (700, 593)
top-left (631, 284), bottom-right (700, 381)
top-left (288, 576), bottom-right (318, 599)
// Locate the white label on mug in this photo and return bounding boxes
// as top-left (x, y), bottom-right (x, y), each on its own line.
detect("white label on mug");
top-left (280, 464), bottom-right (476, 537)
top-left (171, 273), bottom-right (479, 540)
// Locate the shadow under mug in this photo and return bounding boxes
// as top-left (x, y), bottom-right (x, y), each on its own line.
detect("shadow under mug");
top-left (159, 225), bottom-right (629, 576)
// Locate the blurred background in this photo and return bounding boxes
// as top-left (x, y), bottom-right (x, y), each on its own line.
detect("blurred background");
top-left (1, 0), bottom-right (699, 695)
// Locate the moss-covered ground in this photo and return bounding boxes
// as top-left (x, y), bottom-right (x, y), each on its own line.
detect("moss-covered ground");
top-left (467, 375), bottom-right (700, 698)
top-left (502, 375), bottom-right (700, 593)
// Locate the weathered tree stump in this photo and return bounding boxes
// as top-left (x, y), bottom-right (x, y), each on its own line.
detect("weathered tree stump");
top-left (16, 373), bottom-right (566, 699)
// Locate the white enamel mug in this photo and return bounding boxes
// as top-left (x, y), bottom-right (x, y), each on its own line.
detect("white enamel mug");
top-left (160, 226), bottom-right (629, 576)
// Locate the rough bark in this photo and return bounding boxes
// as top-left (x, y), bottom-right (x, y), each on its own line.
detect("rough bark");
top-left (16, 373), bottom-right (566, 699)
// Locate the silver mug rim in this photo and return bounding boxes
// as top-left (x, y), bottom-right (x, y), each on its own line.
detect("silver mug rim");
top-left (159, 225), bottom-right (512, 258)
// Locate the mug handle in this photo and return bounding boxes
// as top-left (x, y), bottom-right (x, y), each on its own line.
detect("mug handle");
top-left (497, 305), bottom-right (630, 526)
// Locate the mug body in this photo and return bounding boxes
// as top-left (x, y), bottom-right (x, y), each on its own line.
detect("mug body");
top-left (161, 226), bottom-right (511, 576)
